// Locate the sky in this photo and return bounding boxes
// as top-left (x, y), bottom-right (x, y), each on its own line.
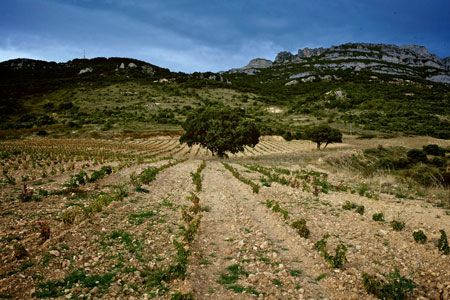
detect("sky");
top-left (1, 0), bottom-right (449, 72)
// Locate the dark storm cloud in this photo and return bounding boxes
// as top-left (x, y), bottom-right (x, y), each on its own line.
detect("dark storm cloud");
top-left (1, 0), bottom-right (449, 72)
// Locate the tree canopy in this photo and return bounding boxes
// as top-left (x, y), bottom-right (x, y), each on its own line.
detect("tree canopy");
top-left (306, 125), bottom-right (342, 149)
top-left (179, 105), bottom-right (260, 157)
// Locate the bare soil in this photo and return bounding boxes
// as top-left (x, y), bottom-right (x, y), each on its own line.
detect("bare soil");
top-left (0, 136), bottom-right (449, 299)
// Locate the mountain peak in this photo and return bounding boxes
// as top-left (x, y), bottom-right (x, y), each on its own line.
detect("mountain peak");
top-left (232, 42), bottom-right (450, 83)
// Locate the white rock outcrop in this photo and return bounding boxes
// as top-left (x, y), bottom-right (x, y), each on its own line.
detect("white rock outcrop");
top-left (78, 67), bottom-right (93, 75)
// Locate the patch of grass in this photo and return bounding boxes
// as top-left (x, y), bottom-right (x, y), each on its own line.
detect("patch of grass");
top-left (199, 257), bottom-right (211, 266)
top-left (315, 273), bottom-right (327, 281)
top-left (171, 292), bottom-right (194, 300)
top-left (227, 284), bottom-right (259, 295)
top-left (218, 263), bottom-right (258, 295)
top-left (272, 278), bottom-right (283, 287)
top-left (412, 230), bottom-right (427, 244)
top-left (35, 269), bottom-right (114, 298)
top-left (142, 190), bottom-right (200, 296)
top-left (42, 252), bottom-right (52, 266)
top-left (134, 185), bottom-right (149, 193)
top-left (289, 269), bottom-right (302, 277)
top-left (128, 210), bottom-right (157, 225)
top-left (108, 230), bottom-right (143, 259)
top-left (291, 219), bottom-right (310, 239)
top-left (362, 269), bottom-right (415, 300)
top-left (142, 240), bottom-right (190, 295)
top-left (60, 205), bottom-right (84, 225)
top-left (218, 264), bottom-right (248, 285)
top-left (1, 261), bottom-right (34, 279)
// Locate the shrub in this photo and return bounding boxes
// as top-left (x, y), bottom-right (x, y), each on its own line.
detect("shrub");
top-left (412, 230), bottom-right (427, 244)
top-left (438, 230), bottom-right (450, 255)
top-left (362, 269), bottom-right (415, 300)
top-left (429, 157), bottom-right (445, 167)
top-left (36, 130), bottom-right (48, 136)
top-left (372, 212), bottom-right (385, 222)
top-left (139, 167), bottom-right (159, 184)
top-left (291, 219), bottom-right (310, 238)
top-left (406, 149), bottom-right (427, 163)
top-left (314, 234), bottom-right (347, 269)
top-left (405, 163), bottom-right (443, 186)
top-left (61, 206), bottom-right (83, 225)
top-left (58, 101), bottom-right (74, 110)
top-left (342, 201), bottom-right (357, 210)
top-left (342, 201), bottom-right (364, 214)
top-left (64, 171), bottom-right (88, 188)
top-left (423, 144), bottom-right (446, 157)
top-left (355, 205), bottom-right (365, 215)
top-left (390, 219), bottom-right (405, 231)
top-left (88, 165), bottom-right (113, 183)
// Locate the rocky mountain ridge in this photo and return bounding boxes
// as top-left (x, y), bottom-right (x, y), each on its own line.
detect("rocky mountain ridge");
top-left (232, 43), bottom-right (450, 83)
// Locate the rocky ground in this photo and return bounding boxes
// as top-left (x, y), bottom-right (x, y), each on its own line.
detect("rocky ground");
top-left (0, 136), bottom-right (449, 299)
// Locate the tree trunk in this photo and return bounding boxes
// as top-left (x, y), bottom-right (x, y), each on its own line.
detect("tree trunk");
top-left (323, 142), bottom-right (329, 149)
top-left (316, 142), bottom-right (321, 150)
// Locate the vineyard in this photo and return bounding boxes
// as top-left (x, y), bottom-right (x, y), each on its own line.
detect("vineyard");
top-left (0, 136), bottom-right (449, 299)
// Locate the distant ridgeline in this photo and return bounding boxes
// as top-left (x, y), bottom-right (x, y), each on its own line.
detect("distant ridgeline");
top-left (0, 42), bottom-right (449, 139)
top-left (229, 43), bottom-right (450, 83)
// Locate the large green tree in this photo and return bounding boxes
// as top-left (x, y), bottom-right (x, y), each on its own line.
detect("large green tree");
top-left (179, 105), bottom-right (260, 157)
top-left (306, 124), bottom-right (342, 149)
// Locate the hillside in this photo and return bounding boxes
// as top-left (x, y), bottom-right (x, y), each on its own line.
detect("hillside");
top-left (1, 42), bottom-right (450, 299)
top-left (0, 42), bottom-right (449, 140)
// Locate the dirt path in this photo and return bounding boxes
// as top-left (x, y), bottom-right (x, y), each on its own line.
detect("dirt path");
top-left (188, 161), bottom-right (330, 299)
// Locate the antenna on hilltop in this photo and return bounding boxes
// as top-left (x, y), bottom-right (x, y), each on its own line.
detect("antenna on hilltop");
top-left (83, 50), bottom-right (86, 59)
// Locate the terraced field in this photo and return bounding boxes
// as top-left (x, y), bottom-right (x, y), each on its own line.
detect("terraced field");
top-left (0, 136), bottom-right (449, 299)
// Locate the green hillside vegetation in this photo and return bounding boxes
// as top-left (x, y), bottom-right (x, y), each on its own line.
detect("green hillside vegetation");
top-left (0, 57), bottom-right (449, 139)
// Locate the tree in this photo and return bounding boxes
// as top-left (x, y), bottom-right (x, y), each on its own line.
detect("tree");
top-left (306, 125), bottom-right (342, 149)
top-left (179, 105), bottom-right (260, 157)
